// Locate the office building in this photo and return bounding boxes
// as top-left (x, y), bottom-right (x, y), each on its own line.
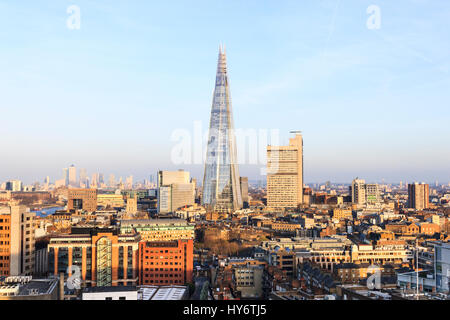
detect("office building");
top-left (79, 168), bottom-right (87, 186)
top-left (0, 276), bottom-right (61, 300)
top-left (157, 170), bottom-right (195, 214)
top-left (234, 265), bottom-right (264, 299)
top-left (5, 180), bottom-right (22, 192)
top-left (126, 194), bottom-right (138, 214)
top-left (351, 179), bottom-right (366, 205)
top-left (434, 242), bottom-right (450, 293)
top-left (0, 206), bottom-right (35, 276)
top-left (68, 165), bottom-right (77, 186)
top-left (108, 174), bottom-right (116, 188)
top-left (333, 208), bottom-right (353, 221)
top-left (67, 188), bottom-right (98, 212)
top-left (48, 227), bottom-right (140, 287)
top-left (408, 183), bottom-right (430, 210)
top-left (120, 219), bottom-right (194, 241)
top-left (202, 47), bottom-right (243, 213)
top-left (267, 132), bottom-right (303, 209)
top-left (138, 239), bottom-right (193, 285)
top-left (240, 177), bottom-right (249, 208)
top-left (63, 168), bottom-right (69, 186)
top-left (350, 179), bottom-right (380, 205)
top-left (97, 193), bottom-right (125, 209)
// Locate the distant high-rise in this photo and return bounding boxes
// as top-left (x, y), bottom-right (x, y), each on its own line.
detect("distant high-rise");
top-left (68, 164), bottom-right (77, 186)
top-left (202, 46), bottom-right (242, 213)
top-left (79, 168), bottom-right (87, 186)
top-left (365, 183), bottom-right (380, 204)
top-left (351, 178), bottom-right (366, 205)
top-left (108, 174), bottom-right (116, 188)
top-left (240, 177), bottom-right (249, 208)
top-left (5, 180), bottom-right (22, 192)
top-left (63, 168), bottom-right (69, 186)
top-left (126, 175), bottom-right (133, 189)
top-left (350, 178), bottom-right (380, 205)
top-left (267, 132), bottom-right (303, 210)
top-left (91, 173), bottom-right (99, 187)
top-left (408, 182), bottom-right (429, 210)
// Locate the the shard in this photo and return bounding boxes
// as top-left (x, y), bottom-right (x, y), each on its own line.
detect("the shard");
top-left (202, 46), bottom-right (243, 213)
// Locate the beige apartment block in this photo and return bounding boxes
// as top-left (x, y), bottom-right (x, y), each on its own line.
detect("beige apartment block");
top-left (267, 132), bottom-right (303, 210)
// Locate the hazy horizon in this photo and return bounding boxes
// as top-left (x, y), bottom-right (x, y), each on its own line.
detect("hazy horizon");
top-left (1, 0), bottom-right (449, 185)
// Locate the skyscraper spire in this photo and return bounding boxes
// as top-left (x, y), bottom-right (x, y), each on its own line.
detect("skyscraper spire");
top-left (202, 47), bottom-right (243, 213)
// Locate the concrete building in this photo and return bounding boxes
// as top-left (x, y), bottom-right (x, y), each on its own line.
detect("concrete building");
top-left (120, 219), bottom-right (194, 241)
top-left (126, 194), bottom-right (138, 214)
top-left (351, 179), bottom-right (380, 205)
top-left (0, 206), bottom-right (35, 276)
top-left (350, 179), bottom-right (366, 205)
top-left (5, 180), bottom-right (22, 192)
top-left (240, 177), bottom-right (249, 208)
top-left (365, 184), bottom-right (380, 204)
top-left (97, 193), bottom-right (125, 209)
top-left (157, 170), bottom-right (195, 214)
top-left (234, 265), bottom-right (264, 299)
top-left (68, 165), bottom-right (77, 187)
top-left (267, 132), bottom-right (303, 210)
top-left (434, 242), bottom-right (450, 293)
top-left (408, 183), bottom-right (430, 210)
top-left (0, 276), bottom-right (61, 300)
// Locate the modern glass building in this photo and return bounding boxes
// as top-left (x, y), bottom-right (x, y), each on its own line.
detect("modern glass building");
top-left (202, 46), bottom-right (242, 213)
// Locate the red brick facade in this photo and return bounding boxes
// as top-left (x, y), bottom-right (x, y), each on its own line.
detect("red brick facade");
top-left (138, 239), bottom-right (193, 285)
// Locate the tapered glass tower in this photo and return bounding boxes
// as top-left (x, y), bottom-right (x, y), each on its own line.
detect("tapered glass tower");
top-left (202, 46), bottom-right (243, 212)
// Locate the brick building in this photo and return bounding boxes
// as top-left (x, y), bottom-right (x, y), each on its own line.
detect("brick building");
top-left (138, 239), bottom-right (193, 286)
top-left (67, 188), bottom-right (97, 212)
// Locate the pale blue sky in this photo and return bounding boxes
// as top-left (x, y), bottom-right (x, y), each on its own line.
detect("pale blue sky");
top-left (0, 0), bottom-right (449, 184)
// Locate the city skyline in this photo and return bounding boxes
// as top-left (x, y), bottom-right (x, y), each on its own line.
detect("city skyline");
top-left (1, 1), bottom-right (449, 184)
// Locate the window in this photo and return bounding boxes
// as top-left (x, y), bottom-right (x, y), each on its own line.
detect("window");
top-left (105, 297), bottom-right (112, 301)
top-left (119, 297), bottom-right (126, 300)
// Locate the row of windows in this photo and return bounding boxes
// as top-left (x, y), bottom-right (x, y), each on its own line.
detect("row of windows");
top-left (144, 255), bottom-right (182, 259)
top-left (142, 279), bottom-right (182, 284)
top-left (144, 261), bottom-right (181, 266)
top-left (143, 267), bottom-right (182, 272)
top-left (144, 273), bottom-right (182, 278)
top-left (144, 249), bottom-right (182, 254)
